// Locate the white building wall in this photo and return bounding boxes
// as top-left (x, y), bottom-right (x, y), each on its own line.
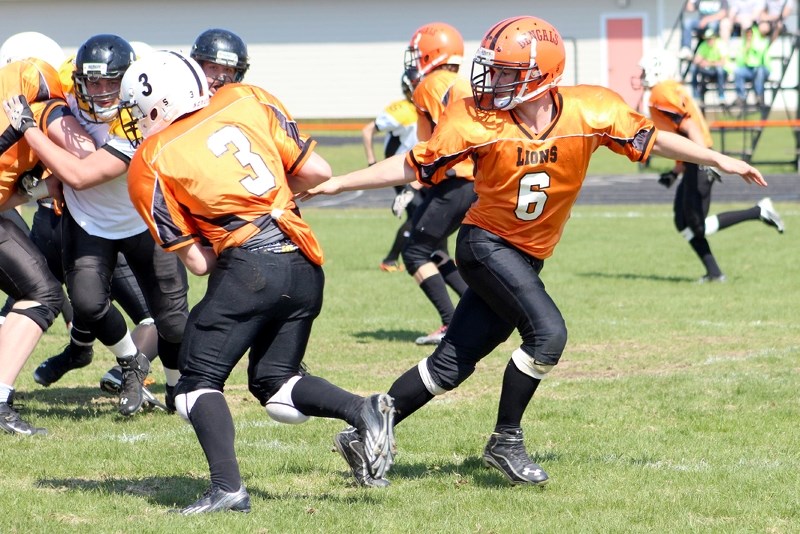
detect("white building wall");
top-left (1, 0), bottom-right (795, 118)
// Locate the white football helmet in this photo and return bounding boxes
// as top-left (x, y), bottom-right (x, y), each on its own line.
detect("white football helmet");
top-left (0, 31), bottom-right (65, 70)
top-left (129, 41), bottom-right (155, 60)
top-left (118, 50), bottom-right (210, 145)
top-left (638, 52), bottom-right (678, 89)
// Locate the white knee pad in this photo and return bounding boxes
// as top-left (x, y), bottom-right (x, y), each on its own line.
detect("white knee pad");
top-left (417, 358), bottom-right (447, 395)
top-left (511, 348), bottom-right (554, 380)
top-left (265, 375), bottom-right (310, 424)
top-left (174, 388), bottom-right (220, 423)
top-left (704, 215), bottom-right (720, 236)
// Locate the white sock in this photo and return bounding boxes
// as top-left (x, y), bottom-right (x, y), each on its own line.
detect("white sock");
top-left (163, 367), bottom-right (181, 387)
top-left (0, 382), bottom-right (14, 404)
top-left (107, 332), bottom-right (138, 359)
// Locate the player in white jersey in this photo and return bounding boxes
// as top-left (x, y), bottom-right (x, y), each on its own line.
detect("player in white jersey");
top-left (7, 34), bottom-right (189, 416)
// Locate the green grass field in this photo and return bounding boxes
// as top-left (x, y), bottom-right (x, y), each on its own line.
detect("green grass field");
top-left (2, 192), bottom-right (798, 532)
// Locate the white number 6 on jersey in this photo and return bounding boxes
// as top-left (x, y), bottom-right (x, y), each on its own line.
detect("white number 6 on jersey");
top-left (515, 171), bottom-right (550, 220)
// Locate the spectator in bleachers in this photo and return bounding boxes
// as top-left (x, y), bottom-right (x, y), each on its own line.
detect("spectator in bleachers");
top-left (690, 28), bottom-right (730, 105)
top-left (721, 0), bottom-right (767, 42)
top-left (758, 0), bottom-right (793, 41)
top-left (732, 24), bottom-right (771, 108)
top-left (680, 0), bottom-right (729, 59)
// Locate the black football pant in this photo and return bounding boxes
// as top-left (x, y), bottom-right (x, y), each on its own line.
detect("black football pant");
top-left (61, 210), bottom-right (188, 368)
top-left (176, 247), bottom-right (323, 403)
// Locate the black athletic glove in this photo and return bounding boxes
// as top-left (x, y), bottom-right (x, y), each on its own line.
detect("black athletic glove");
top-left (658, 170), bottom-right (679, 188)
top-left (3, 95), bottom-right (37, 134)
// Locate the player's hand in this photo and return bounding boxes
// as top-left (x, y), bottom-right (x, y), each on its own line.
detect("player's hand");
top-left (658, 170), bottom-right (679, 188)
top-left (296, 177), bottom-right (345, 201)
top-left (17, 168), bottom-right (43, 197)
top-left (714, 156), bottom-right (767, 187)
top-left (391, 185), bottom-right (415, 218)
top-left (3, 95), bottom-right (37, 134)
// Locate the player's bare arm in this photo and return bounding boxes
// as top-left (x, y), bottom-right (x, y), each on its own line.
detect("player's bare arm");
top-left (175, 242), bottom-right (217, 277)
top-left (652, 130), bottom-right (767, 186)
top-left (298, 153), bottom-right (414, 200)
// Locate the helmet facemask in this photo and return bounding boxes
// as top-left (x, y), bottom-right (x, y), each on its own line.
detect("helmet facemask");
top-left (73, 65), bottom-right (124, 123)
top-left (401, 66), bottom-right (421, 102)
top-left (471, 48), bottom-right (554, 111)
top-left (117, 99), bottom-right (145, 148)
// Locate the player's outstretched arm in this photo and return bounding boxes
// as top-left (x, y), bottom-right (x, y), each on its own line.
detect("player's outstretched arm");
top-left (652, 130), bottom-right (767, 186)
top-left (297, 153), bottom-right (414, 201)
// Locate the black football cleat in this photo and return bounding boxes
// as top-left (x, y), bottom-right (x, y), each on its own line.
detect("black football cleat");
top-left (483, 430), bottom-right (549, 486)
top-left (333, 426), bottom-right (390, 487)
top-left (117, 352), bottom-right (150, 416)
top-left (178, 485), bottom-right (251, 515)
top-left (0, 398), bottom-right (47, 436)
top-left (356, 393), bottom-right (396, 480)
top-left (33, 343), bottom-right (94, 387)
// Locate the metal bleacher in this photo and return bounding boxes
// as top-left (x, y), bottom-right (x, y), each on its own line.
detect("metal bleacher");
top-left (667, 0), bottom-right (800, 169)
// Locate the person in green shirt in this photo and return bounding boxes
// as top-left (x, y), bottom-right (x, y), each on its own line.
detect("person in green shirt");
top-left (690, 28), bottom-right (730, 103)
top-left (732, 24), bottom-right (771, 108)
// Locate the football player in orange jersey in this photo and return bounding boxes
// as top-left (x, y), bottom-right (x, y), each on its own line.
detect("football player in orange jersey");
top-left (362, 67), bottom-right (423, 272)
top-left (117, 51), bottom-right (396, 513)
top-left (639, 53), bottom-right (783, 283)
top-left (400, 22), bottom-right (476, 345)
top-left (0, 45), bottom-right (96, 436)
top-left (0, 32), bottom-right (75, 334)
top-left (5, 35), bottom-right (190, 417)
top-left (302, 15), bottom-right (766, 486)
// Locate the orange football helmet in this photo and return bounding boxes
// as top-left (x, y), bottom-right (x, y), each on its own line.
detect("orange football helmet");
top-left (471, 16), bottom-right (565, 110)
top-left (403, 22), bottom-right (464, 76)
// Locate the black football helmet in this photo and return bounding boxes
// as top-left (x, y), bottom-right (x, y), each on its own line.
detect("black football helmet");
top-left (73, 34), bottom-right (135, 123)
top-left (190, 28), bottom-right (249, 88)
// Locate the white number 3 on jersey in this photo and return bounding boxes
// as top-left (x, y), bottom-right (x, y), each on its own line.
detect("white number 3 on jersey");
top-left (208, 125), bottom-right (277, 196)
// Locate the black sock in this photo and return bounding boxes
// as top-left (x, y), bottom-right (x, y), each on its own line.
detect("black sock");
top-left (494, 360), bottom-right (541, 433)
top-left (384, 221), bottom-right (413, 263)
top-left (419, 274), bottom-right (455, 325)
top-left (188, 392), bottom-right (241, 492)
top-left (689, 236), bottom-right (722, 277)
top-left (291, 375), bottom-right (363, 427)
top-left (716, 206), bottom-right (759, 230)
top-left (387, 365), bottom-right (435, 425)
top-left (438, 259), bottom-right (468, 296)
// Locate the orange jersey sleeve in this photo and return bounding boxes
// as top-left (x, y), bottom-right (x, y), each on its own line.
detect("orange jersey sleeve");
top-left (412, 69), bottom-right (474, 180)
top-left (128, 83), bottom-right (323, 264)
top-left (648, 80), bottom-right (712, 148)
top-left (0, 59), bottom-right (67, 202)
top-left (409, 85), bottom-right (656, 259)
